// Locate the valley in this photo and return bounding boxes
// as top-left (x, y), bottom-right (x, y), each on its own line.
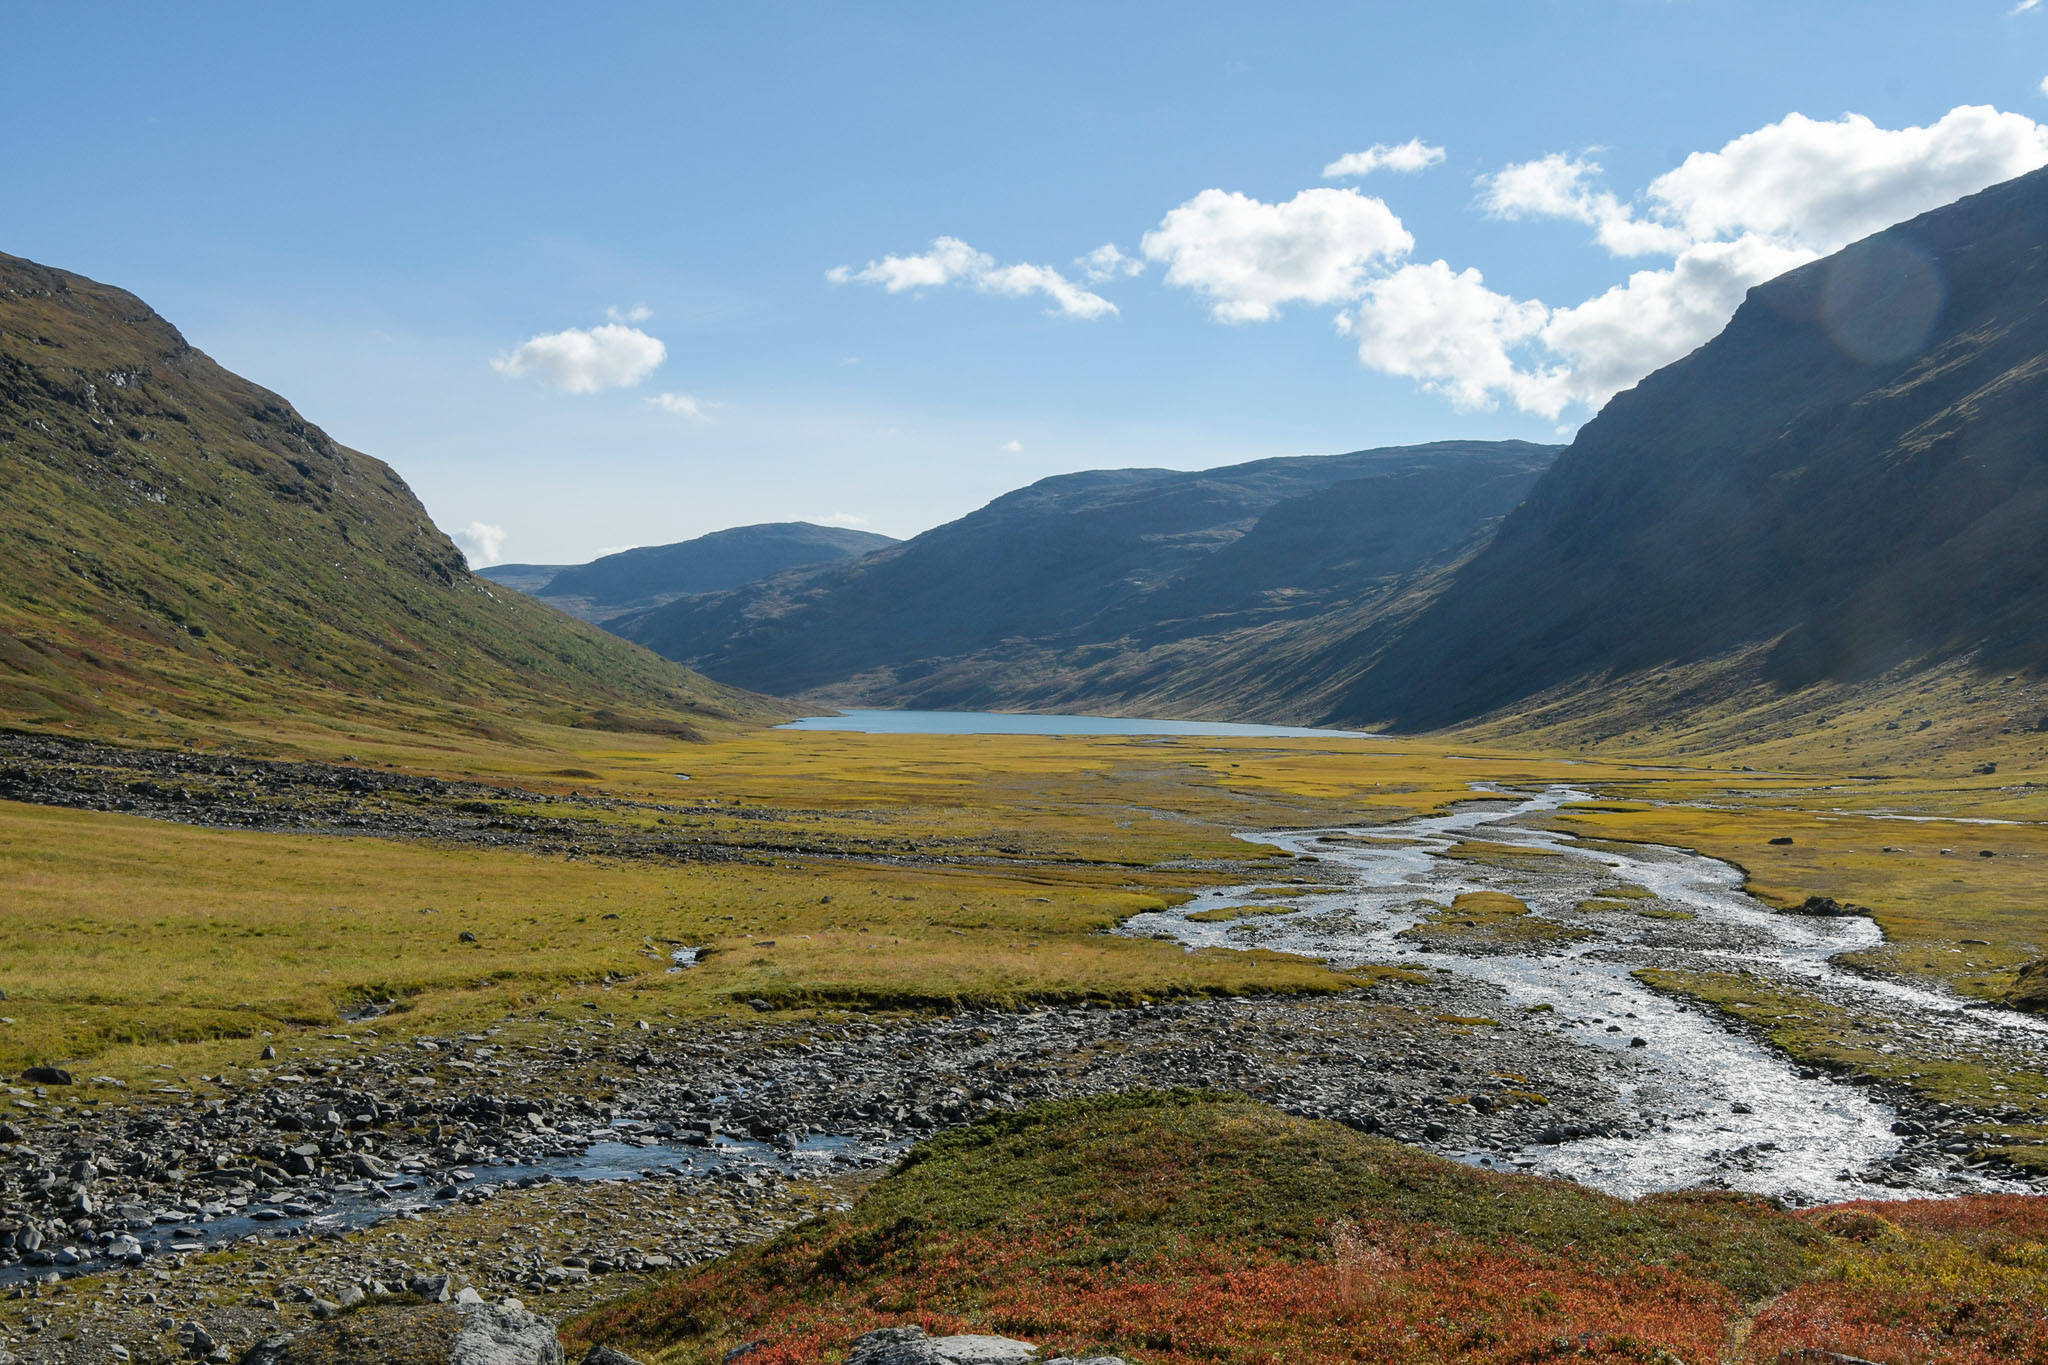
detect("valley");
top-left (5, 126), bottom-right (2048, 1365)
top-left (3, 722), bottom-right (2047, 1362)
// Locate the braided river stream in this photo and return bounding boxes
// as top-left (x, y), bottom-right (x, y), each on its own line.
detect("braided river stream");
top-left (1124, 785), bottom-right (2048, 1205)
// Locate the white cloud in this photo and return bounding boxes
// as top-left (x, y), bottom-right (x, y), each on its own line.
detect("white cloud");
top-left (1142, 187), bottom-right (1413, 322)
top-left (456, 522), bottom-right (507, 569)
top-left (491, 324), bottom-right (666, 393)
top-left (647, 392), bottom-right (709, 420)
top-left (999, 439), bottom-right (1023, 454)
top-left (1480, 153), bottom-right (1691, 255)
top-left (1641, 106), bottom-right (2048, 248)
top-left (2042, 74), bottom-right (2048, 95)
top-left (1078, 243), bottom-right (1145, 282)
top-left (809, 511), bottom-right (870, 528)
top-left (605, 303), bottom-right (652, 323)
top-left (828, 237), bottom-right (1116, 318)
top-left (1323, 139), bottom-right (1447, 178)
top-left (2016, 0), bottom-right (2040, 14)
top-left (1342, 261), bottom-right (1565, 416)
top-left (1401, 104), bottom-right (2048, 416)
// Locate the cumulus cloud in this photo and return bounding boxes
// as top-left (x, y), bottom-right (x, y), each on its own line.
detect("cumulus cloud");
top-left (1078, 243), bottom-right (1145, 282)
top-left (647, 392), bottom-right (708, 420)
top-left (491, 323), bottom-right (666, 393)
top-left (809, 511), bottom-right (871, 528)
top-left (456, 522), bottom-right (507, 569)
top-left (605, 303), bottom-right (652, 323)
top-left (1342, 262), bottom-right (1564, 415)
top-left (1323, 139), bottom-right (1447, 178)
top-left (2017, 0), bottom-right (2040, 13)
top-left (999, 439), bottom-right (1023, 454)
top-left (1397, 104), bottom-right (2048, 416)
top-left (1479, 153), bottom-right (1690, 255)
top-left (1142, 187), bottom-right (1413, 322)
top-left (828, 237), bottom-right (1116, 318)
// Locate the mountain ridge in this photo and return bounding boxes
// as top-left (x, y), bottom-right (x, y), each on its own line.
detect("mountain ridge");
top-left (612, 440), bottom-right (1560, 721)
top-left (482, 521), bottom-right (897, 622)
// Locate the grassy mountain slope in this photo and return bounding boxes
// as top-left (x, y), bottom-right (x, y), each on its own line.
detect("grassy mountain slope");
top-left (0, 250), bottom-right (780, 750)
top-left (614, 442), bottom-right (1557, 722)
top-left (484, 522), bottom-right (898, 623)
top-left (1340, 166), bottom-right (2048, 736)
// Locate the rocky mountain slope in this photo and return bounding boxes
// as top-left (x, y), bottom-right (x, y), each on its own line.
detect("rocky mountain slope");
top-left (612, 442), bottom-right (1557, 721)
top-left (482, 522), bottom-right (897, 622)
top-left (1338, 165), bottom-right (2048, 733)
top-left (0, 251), bottom-right (778, 745)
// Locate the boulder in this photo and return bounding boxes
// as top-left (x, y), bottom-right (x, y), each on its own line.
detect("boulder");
top-left (843, 1327), bottom-right (1124, 1365)
top-left (580, 1350), bottom-right (648, 1365)
top-left (1782, 896), bottom-right (1871, 918)
top-left (2010, 958), bottom-right (2048, 1014)
top-left (20, 1066), bottom-right (72, 1085)
top-left (241, 1303), bottom-right (561, 1365)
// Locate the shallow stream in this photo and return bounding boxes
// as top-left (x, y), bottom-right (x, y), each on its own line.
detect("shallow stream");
top-left (1123, 785), bottom-right (2047, 1204)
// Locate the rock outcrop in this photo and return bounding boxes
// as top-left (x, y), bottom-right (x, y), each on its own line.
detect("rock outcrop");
top-left (240, 1302), bottom-right (562, 1365)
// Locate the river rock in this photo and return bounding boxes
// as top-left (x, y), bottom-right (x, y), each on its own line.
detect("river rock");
top-left (846, 1327), bottom-right (1040, 1365)
top-left (240, 1302), bottom-right (562, 1365)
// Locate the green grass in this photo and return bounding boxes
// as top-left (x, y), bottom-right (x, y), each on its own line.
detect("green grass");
top-left (1398, 891), bottom-right (1593, 951)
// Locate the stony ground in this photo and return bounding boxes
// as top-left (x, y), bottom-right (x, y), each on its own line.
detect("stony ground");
top-left (6, 971), bottom-right (2036, 1365)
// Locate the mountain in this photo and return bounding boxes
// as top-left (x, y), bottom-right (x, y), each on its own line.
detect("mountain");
top-left (612, 442), bottom-right (1558, 721)
top-left (1335, 165), bottom-right (2048, 734)
top-left (481, 523), bottom-right (898, 622)
top-left (0, 251), bottom-right (780, 747)
top-left (475, 563), bottom-right (572, 595)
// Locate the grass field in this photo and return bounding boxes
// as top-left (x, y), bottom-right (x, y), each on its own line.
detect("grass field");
top-left (0, 730), bottom-right (1658, 1084)
top-left (6, 719), bottom-right (2047, 1096)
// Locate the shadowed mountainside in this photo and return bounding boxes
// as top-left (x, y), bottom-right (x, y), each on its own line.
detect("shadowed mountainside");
top-left (0, 251), bottom-right (780, 746)
top-left (612, 442), bottom-right (1558, 722)
top-left (1337, 165), bottom-right (2048, 733)
top-left (482, 522), bottom-right (898, 622)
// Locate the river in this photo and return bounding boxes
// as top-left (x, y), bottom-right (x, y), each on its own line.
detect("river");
top-left (1122, 785), bottom-right (2047, 1204)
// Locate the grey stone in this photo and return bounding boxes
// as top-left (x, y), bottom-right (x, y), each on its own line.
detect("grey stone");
top-left (410, 1272), bottom-right (454, 1303)
top-left (846, 1327), bottom-right (1040, 1365)
top-left (581, 1349), bottom-right (649, 1365)
top-left (240, 1303), bottom-right (562, 1365)
top-left (449, 1303), bottom-right (564, 1365)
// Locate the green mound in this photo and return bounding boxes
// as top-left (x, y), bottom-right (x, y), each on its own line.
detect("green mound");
top-left (567, 1092), bottom-right (1869, 1365)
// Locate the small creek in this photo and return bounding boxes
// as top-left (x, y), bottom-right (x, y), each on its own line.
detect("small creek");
top-left (0, 1130), bottom-right (871, 1288)
top-left (1122, 785), bottom-right (2046, 1205)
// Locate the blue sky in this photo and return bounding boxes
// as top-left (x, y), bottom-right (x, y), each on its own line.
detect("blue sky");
top-left (7, 2), bottom-right (2047, 564)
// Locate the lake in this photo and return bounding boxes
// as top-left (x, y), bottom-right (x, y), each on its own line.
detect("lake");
top-left (775, 708), bottom-right (1371, 738)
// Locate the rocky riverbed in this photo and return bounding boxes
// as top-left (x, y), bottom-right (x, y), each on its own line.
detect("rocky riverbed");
top-left (5, 966), bottom-right (2040, 1362)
